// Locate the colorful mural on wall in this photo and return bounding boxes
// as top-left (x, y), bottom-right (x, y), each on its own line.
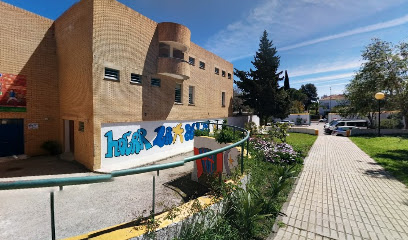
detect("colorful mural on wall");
top-left (192, 136), bottom-right (240, 182)
top-left (100, 120), bottom-right (210, 171)
top-left (0, 73), bottom-right (27, 112)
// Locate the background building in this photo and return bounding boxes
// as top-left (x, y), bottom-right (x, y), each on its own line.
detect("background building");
top-left (0, 0), bottom-right (233, 171)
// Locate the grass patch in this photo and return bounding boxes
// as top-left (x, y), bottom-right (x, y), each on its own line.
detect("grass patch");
top-left (351, 135), bottom-right (408, 186)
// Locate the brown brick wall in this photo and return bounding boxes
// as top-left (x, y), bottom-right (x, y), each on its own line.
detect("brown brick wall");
top-left (90, 0), bottom-right (233, 169)
top-left (0, 1), bottom-right (60, 156)
top-left (54, 0), bottom-right (95, 169)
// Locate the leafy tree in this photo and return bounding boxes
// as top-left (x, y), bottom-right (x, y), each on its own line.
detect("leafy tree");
top-left (345, 38), bottom-right (408, 128)
top-left (300, 83), bottom-right (318, 111)
top-left (232, 87), bottom-right (252, 114)
top-left (234, 31), bottom-right (290, 125)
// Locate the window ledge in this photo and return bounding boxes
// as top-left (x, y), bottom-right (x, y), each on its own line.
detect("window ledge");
top-left (130, 82), bottom-right (142, 85)
top-left (174, 102), bottom-right (183, 105)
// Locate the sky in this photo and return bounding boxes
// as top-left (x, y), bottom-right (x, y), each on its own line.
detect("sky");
top-left (4, 0), bottom-right (408, 97)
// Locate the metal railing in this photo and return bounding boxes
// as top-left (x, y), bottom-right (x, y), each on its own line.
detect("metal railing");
top-left (0, 121), bottom-right (250, 240)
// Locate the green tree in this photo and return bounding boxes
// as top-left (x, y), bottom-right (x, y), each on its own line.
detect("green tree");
top-left (284, 70), bottom-right (290, 90)
top-left (234, 31), bottom-right (290, 125)
top-left (345, 38), bottom-right (408, 128)
top-left (300, 83), bottom-right (318, 111)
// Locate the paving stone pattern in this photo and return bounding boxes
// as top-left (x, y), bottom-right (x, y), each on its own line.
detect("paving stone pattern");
top-left (274, 135), bottom-right (408, 240)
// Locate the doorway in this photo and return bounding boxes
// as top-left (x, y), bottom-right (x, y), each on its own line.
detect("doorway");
top-left (64, 120), bottom-right (75, 153)
top-left (0, 119), bottom-right (24, 157)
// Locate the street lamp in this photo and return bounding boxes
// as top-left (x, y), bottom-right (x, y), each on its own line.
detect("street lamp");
top-left (375, 92), bottom-right (385, 136)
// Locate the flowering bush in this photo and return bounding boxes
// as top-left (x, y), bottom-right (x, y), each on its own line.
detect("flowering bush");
top-left (251, 138), bottom-right (301, 164)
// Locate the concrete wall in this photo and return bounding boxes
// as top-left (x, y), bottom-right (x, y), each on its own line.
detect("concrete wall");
top-left (191, 136), bottom-right (240, 182)
top-left (0, 1), bottom-right (60, 156)
top-left (227, 115), bottom-right (259, 128)
top-left (55, 0), bottom-right (95, 169)
top-left (350, 129), bottom-right (408, 136)
top-left (288, 128), bottom-right (318, 135)
top-left (100, 119), bottom-right (212, 171)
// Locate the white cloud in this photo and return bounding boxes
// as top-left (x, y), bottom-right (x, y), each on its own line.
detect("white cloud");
top-left (280, 14), bottom-right (408, 51)
top-left (204, 0), bottom-right (406, 62)
top-left (289, 59), bottom-right (362, 77)
top-left (291, 72), bottom-right (355, 84)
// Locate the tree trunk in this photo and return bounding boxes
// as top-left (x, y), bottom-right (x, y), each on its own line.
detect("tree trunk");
top-left (404, 114), bottom-right (408, 129)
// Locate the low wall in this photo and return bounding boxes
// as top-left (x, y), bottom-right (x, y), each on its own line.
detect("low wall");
top-left (350, 129), bottom-right (408, 136)
top-left (288, 127), bottom-right (318, 135)
top-left (192, 136), bottom-right (240, 182)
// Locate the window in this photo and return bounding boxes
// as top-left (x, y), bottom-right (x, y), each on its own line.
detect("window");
top-left (175, 83), bottom-right (182, 103)
top-left (222, 92), bottom-right (225, 107)
top-left (228, 73), bottom-right (231, 79)
top-left (215, 67), bottom-right (219, 75)
top-left (173, 49), bottom-right (184, 59)
top-left (189, 57), bottom-right (195, 66)
top-left (130, 73), bottom-right (141, 84)
top-left (189, 86), bottom-right (195, 105)
top-left (159, 43), bottom-right (170, 57)
top-left (104, 68), bottom-right (119, 81)
top-left (78, 121), bottom-right (84, 132)
top-left (199, 61), bottom-right (205, 69)
top-left (222, 70), bottom-right (226, 77)
top-left (151, 78), bottom-right (161, 87)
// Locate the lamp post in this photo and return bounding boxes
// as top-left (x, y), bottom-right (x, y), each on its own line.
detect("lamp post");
top-left (375, 92), bottom-right (385, 136)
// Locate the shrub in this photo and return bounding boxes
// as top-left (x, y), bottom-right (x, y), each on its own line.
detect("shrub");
top-left (251, 138), bottom-right (301, 164)
top-left (268, 122), bottom-right (289, 143)
top-left (380, 119), bottom-right (404, 129)
top-left (194, 129), bottom-right (210, 136)
top-left (41, 140), bottom-right (62, 155)
top-left (244, 121), bottom-right (258, 136)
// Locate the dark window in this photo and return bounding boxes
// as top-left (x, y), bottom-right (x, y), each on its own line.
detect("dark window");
top-left (222, 92), bottom-right (225, 107)
top-left (228, 73), bottom-right (231, 79)
top-left (189, 86), bottom-right (194, 104)
top-left (130, 73), bottom-right (141, 84)
top-left (222, 70), bottom-right (226, 77)
top-left (104, 68), bottom-right (119, 81)
top-left (199, 61), bottom-right (205, 69)
top-left (159, 43), bottom-right (170, 57)
top-left (173, 49), bottom-right (184, 59)
top-left (175, 83), bottom-right (182, 103)
top-left (78, 122), bottom-right (84, 132)
top-left (151, 78), bottom-right (161, 87)
top-left (215, 67), bottom-right (219, 75)
top-left (189, 57), bottom-right (195, 66)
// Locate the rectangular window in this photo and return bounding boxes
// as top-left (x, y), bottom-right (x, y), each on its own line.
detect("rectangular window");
top-left (228, 73), bottom-right (232, 79)
top-left (222, 92), bottom-right (225, 107)
top-left (78, 121), bottom-right (84, 132)
top-left (104, 68), bottom-right (119, 81)
top-left (189, 57), bottom-right (195, 66)
top-left (199, 61), bottom-right (205, 69)
top-left (130, 73), bottom-right (141, 84)
top-left (151, 78), bottom-right (161, 87)
top-left (175, 83), bottom-right (182, 103)
top-left (189, 86), bottom-right (195, 105)
top-left (215, 67), bottom-right (219, 75)
top-left (222, 70), bottom-right (226, 77)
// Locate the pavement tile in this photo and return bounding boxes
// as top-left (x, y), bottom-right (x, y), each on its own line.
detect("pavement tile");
top-left (272, 133), bottom-right (408, 240)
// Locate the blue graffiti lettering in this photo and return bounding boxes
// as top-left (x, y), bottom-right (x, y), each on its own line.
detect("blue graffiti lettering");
top-left (164, 127), bottom-right (173, 145)
top-left (104, 130), bottom-right (117, 158)
top-left (104, 128), bottom-right (152, 158)
top-left (184, 124), bottom-right (194, 141)
top-left (153, 126), bottom-right (165, 147)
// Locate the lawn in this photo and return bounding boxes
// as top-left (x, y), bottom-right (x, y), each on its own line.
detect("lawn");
top-left (351, 135), bottom-right (408, 186)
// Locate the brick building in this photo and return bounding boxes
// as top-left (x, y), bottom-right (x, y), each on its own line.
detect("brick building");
top-left (0, 0), bottom-right (233, 171)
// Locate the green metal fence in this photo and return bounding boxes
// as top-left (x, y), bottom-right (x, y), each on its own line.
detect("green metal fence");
top-left (0, 121), bottom-right (250, 240)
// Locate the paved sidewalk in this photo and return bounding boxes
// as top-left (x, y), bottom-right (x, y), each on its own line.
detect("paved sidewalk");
top-left (273, 135), bottom-right (408, 240)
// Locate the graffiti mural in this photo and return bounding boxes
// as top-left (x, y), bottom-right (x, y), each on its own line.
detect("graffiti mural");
top-left (194, 147), bottom-right (223, 179)
top-left (0, 73), bottom-right (27, 112)
top-left (100, 120), bottom-right (211, 171)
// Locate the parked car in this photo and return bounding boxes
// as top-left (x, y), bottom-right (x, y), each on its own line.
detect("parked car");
top-left (331, 127), bottom-right (348, 136)
top-left (279, 120), bottom-right (294, 126)
top-left (319, 118), bottom-right (327, 122)
top-left (325, 120), bottom-right (368, 135)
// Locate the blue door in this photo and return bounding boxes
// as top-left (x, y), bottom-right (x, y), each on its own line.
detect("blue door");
top-left (0, 119), bottom-right (24, 157)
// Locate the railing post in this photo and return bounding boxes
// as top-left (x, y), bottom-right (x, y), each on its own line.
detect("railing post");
top-left (50, 192), bottom-right (56, 240)
top-left (152, 175), bottom-right (155, 216)
top-left (241, 143), bottom-right (244, 174)
top-left (246, 137), bottom-right (249, 159)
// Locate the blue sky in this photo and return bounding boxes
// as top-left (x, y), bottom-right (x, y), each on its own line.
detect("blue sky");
top-left (4, 0), bottom-right (408, 97)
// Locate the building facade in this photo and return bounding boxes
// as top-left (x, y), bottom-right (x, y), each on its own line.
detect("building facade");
top-left (0, 0), bottom-right (233, 171)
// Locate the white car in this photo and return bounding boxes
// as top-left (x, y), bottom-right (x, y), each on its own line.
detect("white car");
top-left (279, 120), bottom-right (294, 126)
